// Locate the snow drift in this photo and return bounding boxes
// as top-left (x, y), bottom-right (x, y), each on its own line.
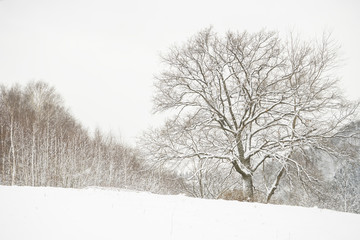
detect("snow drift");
top-left (0, 186), bottom-right (359, 240)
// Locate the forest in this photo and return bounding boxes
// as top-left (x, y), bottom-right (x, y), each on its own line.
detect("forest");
top-left (0, 81), bottom-right (183, 194)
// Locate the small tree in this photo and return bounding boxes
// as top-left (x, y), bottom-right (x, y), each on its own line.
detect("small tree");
top-left (143, 28), bottom-right (358, 202)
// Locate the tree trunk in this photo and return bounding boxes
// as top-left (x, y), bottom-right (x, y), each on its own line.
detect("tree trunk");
top-left (31, 125), bottom-right (36, 186)
top-left (266, 166), bottom-right (285, 203)
top-left (243, 175), bottom-right (254, 201)
top-left (10, 117), bottom-right (16, 186)
top-left (232, 159), bottom-right (254, 201)
top-left (234, 134), bottom-right (254, 201)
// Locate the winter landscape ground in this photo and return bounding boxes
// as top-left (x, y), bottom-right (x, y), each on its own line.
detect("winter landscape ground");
top-left (1, 186), bottom-right (359, 240)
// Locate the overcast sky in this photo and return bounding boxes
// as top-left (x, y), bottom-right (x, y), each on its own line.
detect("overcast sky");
top-left (0, 0), bottom-right (359, 145)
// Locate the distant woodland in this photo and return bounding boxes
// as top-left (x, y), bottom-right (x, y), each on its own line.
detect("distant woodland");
top-left (0, 81), bottom-right (183, 193)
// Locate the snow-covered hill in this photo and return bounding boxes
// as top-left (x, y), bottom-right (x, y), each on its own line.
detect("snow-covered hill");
top-left (0, 186), bottom-right (359, 240)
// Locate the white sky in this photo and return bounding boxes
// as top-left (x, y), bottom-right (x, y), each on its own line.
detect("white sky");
top-left (0, 0), bottom-right (359, 145)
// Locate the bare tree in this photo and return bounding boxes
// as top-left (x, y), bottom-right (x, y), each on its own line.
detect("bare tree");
top-left (144, 28), bottom-right (358, 202)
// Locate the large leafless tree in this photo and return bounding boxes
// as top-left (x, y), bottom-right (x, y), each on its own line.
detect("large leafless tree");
top-left (144, 28), bottom-right (358, 202)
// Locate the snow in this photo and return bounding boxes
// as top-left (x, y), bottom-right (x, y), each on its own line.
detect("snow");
top-left (0, 186), bottom-right (359, 240)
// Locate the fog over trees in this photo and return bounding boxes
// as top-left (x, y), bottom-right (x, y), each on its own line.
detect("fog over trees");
top-left (1, 28), bottom-right (359, 214)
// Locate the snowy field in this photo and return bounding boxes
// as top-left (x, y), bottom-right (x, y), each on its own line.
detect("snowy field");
top-left (0, 186), bottom-right (359, 240)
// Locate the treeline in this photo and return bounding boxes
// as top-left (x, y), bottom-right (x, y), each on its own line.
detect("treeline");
top-left (0, 81), bottom-right (183, 193)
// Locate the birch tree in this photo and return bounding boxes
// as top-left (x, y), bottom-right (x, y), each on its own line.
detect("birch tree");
top-left (145, 28), bottom-right (358, 202)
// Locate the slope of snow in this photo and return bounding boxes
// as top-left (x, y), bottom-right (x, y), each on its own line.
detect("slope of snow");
top-left (0, 186), bottom-right (359, 240)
